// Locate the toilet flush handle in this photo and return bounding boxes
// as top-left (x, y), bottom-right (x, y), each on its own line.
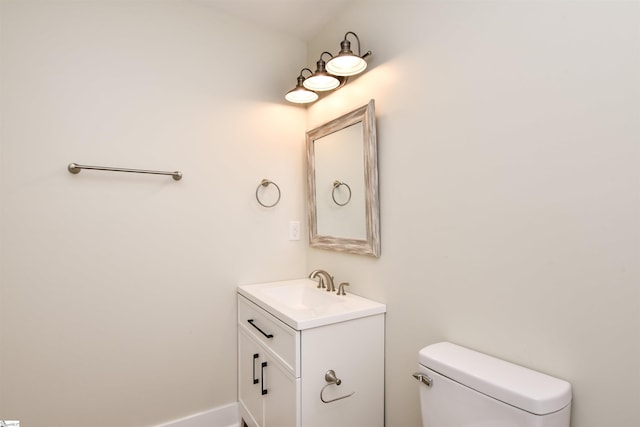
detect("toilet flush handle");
top-left (412, 372), bottom-right (433, 388)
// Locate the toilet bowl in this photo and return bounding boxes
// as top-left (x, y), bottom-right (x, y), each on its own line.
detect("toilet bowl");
top-left (414, 342), bottom-right (572, 427)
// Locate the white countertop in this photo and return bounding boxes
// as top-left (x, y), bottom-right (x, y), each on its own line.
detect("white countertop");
top-left (238, 278), bottom-right (386, 330)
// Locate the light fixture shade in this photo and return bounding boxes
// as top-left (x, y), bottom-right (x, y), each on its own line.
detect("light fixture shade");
top-left (285, 86), bottom-right (318, 103)
top-left (285, 71), bottom-right (319, 104)
top-left (326, 32), bottom-right (369, 76)
top-left (326, 54), bottom-right (367, 76)
top-left (303, 53), bottom-right (340, 91)
top-left (303, 73), bottom-right (340, 91)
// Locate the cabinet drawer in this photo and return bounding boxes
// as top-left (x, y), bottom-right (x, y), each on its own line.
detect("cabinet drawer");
top-left (238, 295), bottom-right (299, 376)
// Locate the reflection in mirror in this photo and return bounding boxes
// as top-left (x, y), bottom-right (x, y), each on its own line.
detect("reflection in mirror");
top-left (315, 122), bottom-right (365, 239)
top-left (306, 100), bottom-right (380, 257)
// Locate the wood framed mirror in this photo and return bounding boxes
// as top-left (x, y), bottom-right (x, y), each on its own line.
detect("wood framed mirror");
top-left (306, 99), bottom-right (380, 257)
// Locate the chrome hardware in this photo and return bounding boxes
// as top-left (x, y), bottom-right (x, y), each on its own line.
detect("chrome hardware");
top-left (412, 372), bottom-right (433, 387)
top-left (337, 282), bottom-right (350, 296)
top-left (320, 369), bottom-right (355, 403)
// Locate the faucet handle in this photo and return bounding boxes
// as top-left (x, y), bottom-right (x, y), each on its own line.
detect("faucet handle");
top-left (337, 282), bottom-right (350, 296)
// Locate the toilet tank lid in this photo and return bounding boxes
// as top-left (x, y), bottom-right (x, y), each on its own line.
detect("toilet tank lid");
top-left (419, 342), bottom-right (572, 415)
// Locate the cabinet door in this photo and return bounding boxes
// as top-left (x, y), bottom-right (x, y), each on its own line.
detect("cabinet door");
top-left (300, 315), bottom-right (385, 427)
top-left (239, 328), bottom-right (264, 427)
top-left (262, 352), bottom-right (299, 427)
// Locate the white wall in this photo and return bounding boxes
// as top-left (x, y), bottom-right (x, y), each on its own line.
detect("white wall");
top-left (2, 1), bottom-right (639, 427)
top-left (0, 1), bottom-right (307, 426)
top-left (307, 1), bottom-right (639, 427)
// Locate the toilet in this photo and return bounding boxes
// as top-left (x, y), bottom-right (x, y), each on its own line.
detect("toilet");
top-left (414, 342), bottom-right (572, 427)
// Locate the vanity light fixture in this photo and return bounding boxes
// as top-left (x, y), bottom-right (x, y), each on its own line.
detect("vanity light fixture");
top-left (326, 32), bottom-right (372, 76)
top-left (303, 52), bottom-right (341, 92)
top-left (285, 31), bottom-right (371, 104)
top-left (285, 68), bottom-right (319, 104)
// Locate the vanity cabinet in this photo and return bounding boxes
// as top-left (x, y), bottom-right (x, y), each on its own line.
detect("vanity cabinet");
top-left (237, 293), bottom-right (385, 427)
top-left (238, 294), bottom-right (301, 427)
top-left (238, 328), bottom-right (299, 427)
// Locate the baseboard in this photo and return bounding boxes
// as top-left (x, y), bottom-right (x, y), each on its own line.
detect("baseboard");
top-left (156, 402), bottom-right (240, 427)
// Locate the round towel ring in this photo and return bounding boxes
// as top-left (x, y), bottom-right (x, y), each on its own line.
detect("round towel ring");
top-left (332, 180), bottom-right (352, 206)
top-left (256, 179), bottom-right (281, 208)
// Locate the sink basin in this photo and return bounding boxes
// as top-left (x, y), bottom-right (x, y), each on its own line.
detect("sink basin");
top-left (261, 283), bottom-right (343, 310)
top-left (238, 278), bottom-right (386, 330)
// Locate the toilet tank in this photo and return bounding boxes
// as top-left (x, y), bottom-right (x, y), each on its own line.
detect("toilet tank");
top-left (417, 342), bottom-right (572, 427)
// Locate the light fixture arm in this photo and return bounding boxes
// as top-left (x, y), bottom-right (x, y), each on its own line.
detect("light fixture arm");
top-left (313, 51), bottom-right (334, 73)
top-left (296, 67), bottom-right (313, 85)
top-left (320, 51), bottom-right (333, 62)
top-left (343, 32), bottom-right (361, 56)
top-left (342, 32), bottom-right (371, 59)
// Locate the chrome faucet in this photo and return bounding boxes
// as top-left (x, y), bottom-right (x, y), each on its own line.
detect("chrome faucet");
top-left (308, 269), bottom-right (335, 292)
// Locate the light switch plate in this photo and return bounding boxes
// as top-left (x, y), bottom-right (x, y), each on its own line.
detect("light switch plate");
top-left (289, 221), bottom-right (301, 240)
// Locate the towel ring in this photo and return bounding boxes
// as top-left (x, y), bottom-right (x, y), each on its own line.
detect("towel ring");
top-left (332, 180), bottom-right (352, 206)
top-left (256, 179), bottom-right (281, 208)
top-left (320, 370), bottom-right (355, 404)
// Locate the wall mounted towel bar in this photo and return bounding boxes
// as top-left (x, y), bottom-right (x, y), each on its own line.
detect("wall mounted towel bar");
top-left (68, 163), bottom-right (182, 181)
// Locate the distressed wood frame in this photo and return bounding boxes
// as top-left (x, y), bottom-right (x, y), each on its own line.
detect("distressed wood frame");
top-left (306, 99), bottom-right (380, 257)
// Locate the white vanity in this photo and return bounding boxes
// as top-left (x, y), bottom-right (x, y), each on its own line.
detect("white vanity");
top-left (237, 278), bottom-right (386, 427)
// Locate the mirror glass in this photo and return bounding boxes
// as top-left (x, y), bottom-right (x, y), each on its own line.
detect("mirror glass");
top-left (306, 100), bottom-right (380, 257)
